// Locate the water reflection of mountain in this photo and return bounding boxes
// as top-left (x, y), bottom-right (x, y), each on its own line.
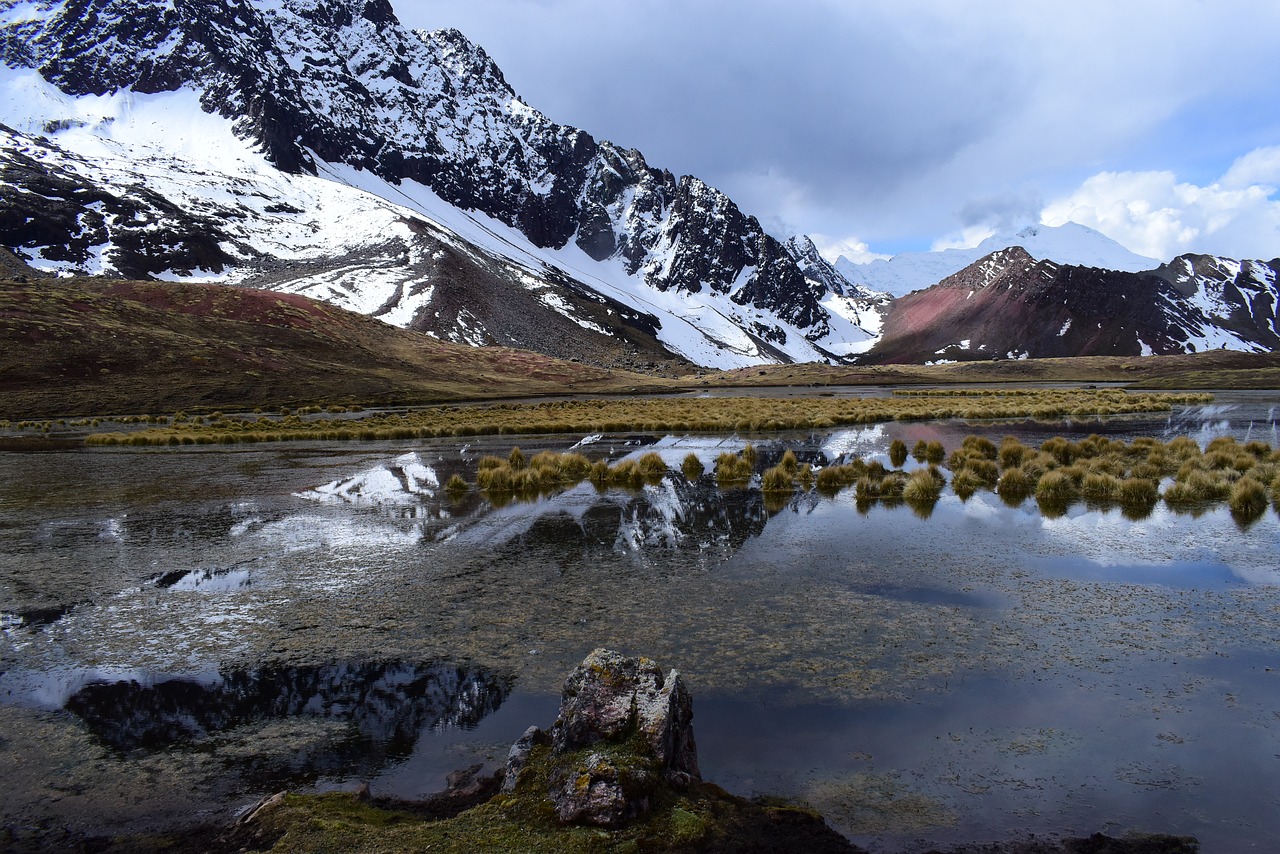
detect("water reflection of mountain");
top-left (65, 661), bottom-right (511, 758)
top-left (298, 452), bottom-right (446, 520)
top-left (587, 476), bottom-right (770, 554)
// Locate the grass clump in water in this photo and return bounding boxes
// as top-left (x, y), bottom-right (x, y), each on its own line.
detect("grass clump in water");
top-left (715, 451), bottom-right (753, 486)
top-left (950, 470), bottom-right (985, 501)
top-left (1035, 469), bottom-right (1078, 502)
top-left (1228, 475), bottom-right (1268, 525)
top-left (998, 437), bottom-right (1027, 469)
top-left (636, 452), bottom-right (668, 482)
top-left (761, 464), bottom-right (795, 494)
top-left (779, 449), bottom-right (800, 475)
top-left (888, 439), bottom-right (908, 468)
top-left (476, 449), bottom-right (599, 500)
top-left (995, 467), bottom-right (1033, 507)
top-left (681, 453), bottom-right (705, 480)
top-left (902, 468), bottom-right (943, 503)
top-left (1081, 472), bottom-right (1121, 502)
top-left (923, 440), bottom-right (946, 465)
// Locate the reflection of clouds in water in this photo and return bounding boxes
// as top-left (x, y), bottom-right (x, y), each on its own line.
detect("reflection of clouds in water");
top-left (624, 434), bottom-right (744, 468)
top-left (1037, 502), bottom-right (1280, 585)
top-left (822, 426), bottom-right (887, 462)
top-left (928, 492), bottom-right (1280, 587)
top-left (256, 514), bottom-right (423, 551)
top-left (952, 493), bottom-right (1014, 523)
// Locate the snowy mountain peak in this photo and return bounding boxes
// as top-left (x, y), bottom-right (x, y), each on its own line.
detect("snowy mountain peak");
top-left (3, 1), bottom-right (1271, 370)
top-left (835, 221), bottom-right (1159, 298)
top-left (1, 0), bottom-right (888, 368)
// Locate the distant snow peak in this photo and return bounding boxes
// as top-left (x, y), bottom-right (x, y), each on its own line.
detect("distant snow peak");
top-left (835, 221), bottom-right (1159, 298)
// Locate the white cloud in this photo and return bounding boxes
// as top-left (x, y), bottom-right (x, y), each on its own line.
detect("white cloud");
top-left (1041, 150), bottom-right (1280, 261)
top-left (1221, 146), bottom-right (1280, 189)
top-left (810, 234), bottom-right (889, 265)
top-left (930, 225), bottom-right (997, 253)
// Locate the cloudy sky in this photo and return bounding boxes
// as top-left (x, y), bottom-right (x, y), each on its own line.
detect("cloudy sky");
top-left (398, 1), bottom-right (1280, 264)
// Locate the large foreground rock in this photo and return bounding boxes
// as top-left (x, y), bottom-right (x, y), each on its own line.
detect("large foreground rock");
top-left (502, 647), bottom-right (700, 828)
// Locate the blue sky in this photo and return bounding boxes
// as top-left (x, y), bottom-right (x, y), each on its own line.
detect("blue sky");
top-left (397, 0), bottom-right (1280, 263)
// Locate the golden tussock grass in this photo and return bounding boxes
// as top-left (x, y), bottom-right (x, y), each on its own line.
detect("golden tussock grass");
top-left (83, 389), bottom-right (1211, 447)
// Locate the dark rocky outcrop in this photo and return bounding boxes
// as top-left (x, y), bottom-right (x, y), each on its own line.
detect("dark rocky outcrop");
top-left (503, 647), bottom-right (700, 828)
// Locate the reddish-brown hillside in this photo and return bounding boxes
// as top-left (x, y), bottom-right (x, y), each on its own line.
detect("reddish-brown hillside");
top-left (0, 273), bottom-right (665, 418)
top-left (867, 248), bottom-right (1212, 364)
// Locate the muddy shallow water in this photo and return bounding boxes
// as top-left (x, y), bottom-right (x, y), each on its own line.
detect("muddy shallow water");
top-left (2, 393), bottom-right (1280, 851)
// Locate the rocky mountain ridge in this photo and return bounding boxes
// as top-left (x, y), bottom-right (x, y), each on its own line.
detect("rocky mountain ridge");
top-left (867, 246), bottom-right (1280, 363)
top-left (835, 222), bottom-right (1160, 298)
top-left (0, 0), bottom-right (1275, 368)
top-left (0, 0), bottom-right (886, 369)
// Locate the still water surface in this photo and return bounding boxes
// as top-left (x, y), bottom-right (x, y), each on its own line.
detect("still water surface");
top-left (2, 393), bottom-right (1279, 851)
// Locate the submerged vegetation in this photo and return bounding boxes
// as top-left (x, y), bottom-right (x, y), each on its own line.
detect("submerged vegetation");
top-left (79, 389), bottom-right (1210, 446)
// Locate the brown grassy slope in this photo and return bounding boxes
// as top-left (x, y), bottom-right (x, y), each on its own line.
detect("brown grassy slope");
top-left (0, 276), bottom-right (671, 418)
top-left (701, 350), bottom-right (1280, 390)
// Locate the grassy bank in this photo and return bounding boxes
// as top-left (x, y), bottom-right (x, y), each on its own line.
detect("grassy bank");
top-left (3, 275), bottom-right (1275, 422)
top-left (78, 389), bottom-right (1211, 446)
top-left (703, 350), bottom-right (1280, 390)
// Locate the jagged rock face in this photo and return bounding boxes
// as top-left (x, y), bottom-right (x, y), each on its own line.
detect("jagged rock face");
top-left (0, 129), bottom-right (239, 279)
top-left (865, 247), bottom-right (1280, 363)
top-left (551, 648), bottom-right (699, 783)
top-left (517, 648), bottom-right (701, 828)
top-left (786, 235), bottom-right (852, 297)
top-left (4, 0), bottom-right (847, 357)
top-left (1153, 254), bottom-right (1280, 351)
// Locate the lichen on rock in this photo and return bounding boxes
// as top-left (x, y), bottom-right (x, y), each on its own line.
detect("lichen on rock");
top-left (508, 647), bottom-right (701, 828)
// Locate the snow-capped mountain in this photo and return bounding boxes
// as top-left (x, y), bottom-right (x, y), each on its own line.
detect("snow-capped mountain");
top-left (866, 246), bottom-right (1280, 364)
top-left (0, 0), bottom-right (886, 370)
top-left (2, 0), bottom-right (1275, 370)
top-left (835, 222), bottom-right (1159, 299)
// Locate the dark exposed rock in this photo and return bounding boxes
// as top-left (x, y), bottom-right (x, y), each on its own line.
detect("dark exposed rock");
top-left (551, 648), bottom-right (700, 786)
top-left (500, 648), bottom-right (701, 828)
top-left (1152, 254), bottom-right (1280, 350)
top-left (500, 724), bottom-right (550, 795)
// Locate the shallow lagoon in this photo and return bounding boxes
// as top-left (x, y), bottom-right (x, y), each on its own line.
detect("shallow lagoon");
top-left (2, 392), bottom-right (1279, 851)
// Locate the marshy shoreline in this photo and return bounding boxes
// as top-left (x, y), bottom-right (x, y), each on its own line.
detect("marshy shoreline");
top-left (3, 389), bottom-right (1278, 852)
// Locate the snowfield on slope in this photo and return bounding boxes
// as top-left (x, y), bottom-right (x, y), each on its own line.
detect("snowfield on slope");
top-left (0, 64), bottom-right (874, 369)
